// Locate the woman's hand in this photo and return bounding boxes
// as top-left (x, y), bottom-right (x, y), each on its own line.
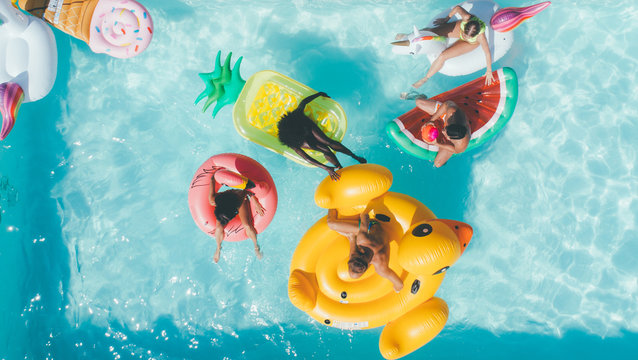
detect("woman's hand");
top-left (252, 198), bottom-right (265, 216)
top-left (484, 71), bottom-right (494, 86)
top-left (328, 168), bottom-right (341, 181)
top-left (210, 168), bottom-right (220, 181)
top-left (433, 16), bottom-right (450, 26)
top-left (423, 122), bottom-right (437, 144)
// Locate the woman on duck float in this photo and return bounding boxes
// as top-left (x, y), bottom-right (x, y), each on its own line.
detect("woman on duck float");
top-left (288, 164), bottom-right (474, 359)
top-left (327, 209), bottom-right (403, 292)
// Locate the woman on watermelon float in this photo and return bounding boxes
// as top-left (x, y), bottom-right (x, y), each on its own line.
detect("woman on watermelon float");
top-left (416, 97), bottom-right (470, 167)
top-left (394, 5), bottom-right (494, 88)
top-left (209, 171), bottom-right (265, 263)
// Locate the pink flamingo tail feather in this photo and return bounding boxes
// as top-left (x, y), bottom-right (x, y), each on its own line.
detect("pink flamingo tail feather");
top-left (0, 82), bottom-right (24, 140)
top-left (490, 1), bottom-right (551, 33)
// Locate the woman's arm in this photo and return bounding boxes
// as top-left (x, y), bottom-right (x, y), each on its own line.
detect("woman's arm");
top-left (434, 142), bottom-right (457, 153)
top-left (448, 5), bottom-right (471, 21)
top-left (327, 209), bottom-right (360, 234)
top-left (359, 212), bottom-right (370, 233)
top-left (373, 260), bottom-right (404, 292)
top-left (297, 92), bottom-right (329, 111)
top-left (477, 34), bottom-right (494, 85)
top-left (247, 192), bottom-right (265, 216)
top-left (208, 174), bottom-right (217, 206)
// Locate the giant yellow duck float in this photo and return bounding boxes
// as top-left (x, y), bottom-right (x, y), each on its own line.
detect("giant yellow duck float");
top-left (288, 164), bottom-right (473, 359)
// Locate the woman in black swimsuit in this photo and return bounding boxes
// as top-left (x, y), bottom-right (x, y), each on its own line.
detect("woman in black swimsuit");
top-left (209, 173), bottom-right (265, 263)
top-left (277, 92), bottom-right (366, 181)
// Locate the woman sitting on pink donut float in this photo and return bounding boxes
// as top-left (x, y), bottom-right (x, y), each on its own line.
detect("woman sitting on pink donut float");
top-left (208, 169), bottom-right (265, 263)
top-left (188, 153), bottom-right (278, 264)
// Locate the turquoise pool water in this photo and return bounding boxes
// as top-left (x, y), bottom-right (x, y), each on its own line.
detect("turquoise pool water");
top-left (2, 0), bottom-right (638, 359)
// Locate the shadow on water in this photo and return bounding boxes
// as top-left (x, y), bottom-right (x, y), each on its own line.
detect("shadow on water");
top-left (258, 28), bottom-right (381, 107)
top-left (0, 31), bottom-right (72, 359)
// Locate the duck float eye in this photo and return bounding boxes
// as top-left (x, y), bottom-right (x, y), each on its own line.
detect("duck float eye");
top-left (412, 223), bottom-right (433, 237)
top-left (410, 280), bottom-right (421, 294)
top-left (433, 266), bottom-right (449, 275)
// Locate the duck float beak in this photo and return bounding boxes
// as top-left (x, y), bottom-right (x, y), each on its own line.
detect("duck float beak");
top-left (435, 219), bottom-right (473, 255)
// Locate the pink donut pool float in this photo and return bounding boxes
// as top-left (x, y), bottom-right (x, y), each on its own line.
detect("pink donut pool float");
top-left (89, 0), bottom-right (154, 58)
top-left (188, 153), bottom-right (278, 242)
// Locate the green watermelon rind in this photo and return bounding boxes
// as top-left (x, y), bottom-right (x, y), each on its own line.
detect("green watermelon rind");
top-left (386, 120), bottom-right (437, 161)
top-left (465, 67), bottom-right (518, 152)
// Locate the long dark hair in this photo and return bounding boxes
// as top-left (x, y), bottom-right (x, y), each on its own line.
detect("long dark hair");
top-left (445, 124), bottom-right (467, 139)
top-left (277, 111), bottom-right (313, 148)
top-left (348, 246), bottom-right (374, 275)
top-left (213, 191), bottom-right (241, 226)
top-left (445, 110), bottom-right (469, 139)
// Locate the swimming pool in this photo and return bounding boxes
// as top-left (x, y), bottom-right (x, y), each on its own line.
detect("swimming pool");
top-left (2, 0), bottom-right (638, 359)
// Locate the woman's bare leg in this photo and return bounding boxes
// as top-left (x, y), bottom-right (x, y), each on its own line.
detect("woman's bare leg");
top-left (238, 199), bottom-right (262, 259)
top-left (395, 21), bottom-right (456, 43)
top-left (213, 222), bottom-right (225, 263)
top-left (413, 40), bottom-right (478, 88)
top-left (311, 127), bottom-right (366, 164)
top-left (213, 237), bottom-right (223, 263)
top-left (415, 98), bottom-right (441, 115)
top-left (317, 143), bottom-right (344, 168)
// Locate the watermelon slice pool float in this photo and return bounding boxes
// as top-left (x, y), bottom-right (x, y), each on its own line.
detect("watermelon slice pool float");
top-left (386, 67), bottom-right (518, 161)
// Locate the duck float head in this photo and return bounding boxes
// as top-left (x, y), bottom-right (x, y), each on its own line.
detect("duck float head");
top-left (288, 164), bottom-right (473, 359)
